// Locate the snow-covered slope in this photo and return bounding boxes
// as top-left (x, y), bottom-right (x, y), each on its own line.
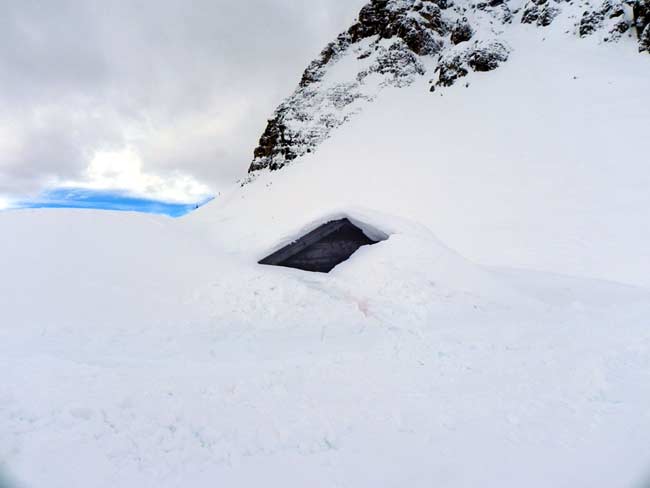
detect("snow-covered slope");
top-left (2, 1), bottom-right (650, 487)
top-left (203, 30), bottom-right (650, 289)
top-left (3, 209), bottom-right (650, 488)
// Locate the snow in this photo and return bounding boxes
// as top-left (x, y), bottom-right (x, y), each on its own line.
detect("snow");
top-left (236, 31), bottom-right (650, 288)
top-left (2, 23), bottom-right (650, 488)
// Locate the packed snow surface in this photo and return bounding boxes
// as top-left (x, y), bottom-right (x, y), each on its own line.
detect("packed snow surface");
top-left (2, 26), bottom-right (650, 488)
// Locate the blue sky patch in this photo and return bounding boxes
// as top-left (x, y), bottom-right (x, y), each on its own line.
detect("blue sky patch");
top-left (15, 188), bottom-right (213, 218)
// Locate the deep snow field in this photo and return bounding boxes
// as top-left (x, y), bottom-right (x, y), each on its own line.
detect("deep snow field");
top-left (2, 27), bottom-right (650, 488)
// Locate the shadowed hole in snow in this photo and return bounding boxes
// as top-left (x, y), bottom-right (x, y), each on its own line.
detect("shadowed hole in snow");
top-left (258, 217), bottom-right (388, 273)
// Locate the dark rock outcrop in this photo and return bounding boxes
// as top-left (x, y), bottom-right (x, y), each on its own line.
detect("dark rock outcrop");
top-left (435, 40), bottom-right (509, 86)
top-left (248, 0), bottom-right (513, 173)
top-left (580, 0), bottom-right (627, 37)
top-left (633, 0), bottom-right (650, 34)
top-left (250, 0), bottom-right (457, 172)
top-left (579, 0), bottom-right (650, 48)
top-left (251, 112), bottom-right (296, 172)
top-left (634, 0), bottom-right (650, 50)
top-left (522, 0), bottom-right (561, 26)
top-left (451, 20), bottom-right (474, 44)
top-left (436, 55), bottom-right (469, 86)
top-left (641, 23), bottom-right (650, 51)
top-left (467, 42), bottom-right (509, 71)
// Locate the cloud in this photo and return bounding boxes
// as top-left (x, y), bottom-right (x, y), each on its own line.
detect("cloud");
top-left (0, 0), bottom-right (367, 203)
top-left (65, 148), bottom-right (212, 203)
top-left (0, 196), bottom-right (11, 211)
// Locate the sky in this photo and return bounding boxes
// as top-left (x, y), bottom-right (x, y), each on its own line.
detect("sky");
top-left (0, 0), bottom-right (367, 209)
top-left (13, 188), bottom-right (214, 217)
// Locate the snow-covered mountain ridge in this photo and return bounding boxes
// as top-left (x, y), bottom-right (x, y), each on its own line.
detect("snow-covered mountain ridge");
top-left (249, 0), bottom-right (649, 173)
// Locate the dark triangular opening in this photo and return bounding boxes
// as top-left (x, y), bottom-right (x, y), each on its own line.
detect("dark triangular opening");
top-left (259, 218), bottom-right (382, 273)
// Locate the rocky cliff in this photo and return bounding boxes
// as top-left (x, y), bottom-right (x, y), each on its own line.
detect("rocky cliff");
top-left (249, 0), bottom-right (648, 174)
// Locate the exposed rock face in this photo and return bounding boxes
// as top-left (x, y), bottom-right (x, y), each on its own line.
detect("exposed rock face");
top-left (521, 0), bottom-right (561, 27)
top-left (579, 0), bottom-right (629, 41)
top-left (249, 0), bottom-right (510, 173)
top-left (450, 21), bottom-right (475, 44)
top-left (248, 35), bottom-right (425, 172)
top-left (578, 0), bottom-right (650, 45)
top-left (467, 41), bottom-right (510, 71)
top-left (249, 0), bottom-right (458, 172)
top-left (350, 0), bottom-right (449, 55)
top-left (641, 24), bottom-right (650, 51)
top-left (436, 40), bottom-right (508, 86)
top-left (436, 54), bottom-right (470, 86)
top-left (248, 0), bottom-right (648, 175)
top-left (634, 0), bottom-right (650, 50)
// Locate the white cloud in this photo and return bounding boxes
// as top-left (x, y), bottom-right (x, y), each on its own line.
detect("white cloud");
top-left (65, 149), bottom-right (212, 203)
top-left (0, 196), bottom-right (11, 210)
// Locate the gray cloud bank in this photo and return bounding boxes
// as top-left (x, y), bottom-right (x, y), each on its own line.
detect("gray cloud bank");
top-left (0, 0), bottom-right (366, 202)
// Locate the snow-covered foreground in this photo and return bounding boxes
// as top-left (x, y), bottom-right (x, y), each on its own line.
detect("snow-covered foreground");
top-left (2, 209), bottom-right (650, 488)
top-left (2, 29), bottom-right (650, 488)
